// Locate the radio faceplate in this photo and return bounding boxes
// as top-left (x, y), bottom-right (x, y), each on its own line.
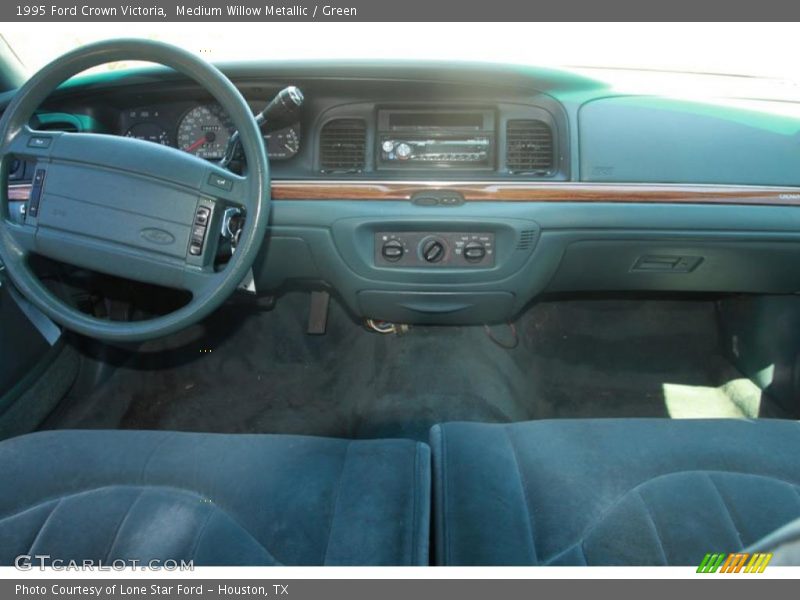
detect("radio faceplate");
top-left (379, 136), bottom-right (492, 166)
top-left (376, 108), bottom-right (496, 170)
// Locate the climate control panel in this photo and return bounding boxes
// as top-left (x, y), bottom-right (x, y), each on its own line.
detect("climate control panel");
top-left (374, 231), bottom-right (495, 268)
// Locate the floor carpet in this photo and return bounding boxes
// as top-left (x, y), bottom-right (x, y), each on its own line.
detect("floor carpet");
top-left (42, 293), bottom-right (784, 441)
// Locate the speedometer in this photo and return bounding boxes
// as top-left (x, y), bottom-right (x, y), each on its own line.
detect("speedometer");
top-left (177, 104), bottom-right (234, 160)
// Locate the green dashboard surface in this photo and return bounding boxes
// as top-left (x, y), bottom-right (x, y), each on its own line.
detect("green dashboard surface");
top-left (3, 59), bottom-right (800, 325)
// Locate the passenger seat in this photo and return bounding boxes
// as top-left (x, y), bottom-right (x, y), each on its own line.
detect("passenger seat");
top-left (430, 419), bottom-right (800, 565)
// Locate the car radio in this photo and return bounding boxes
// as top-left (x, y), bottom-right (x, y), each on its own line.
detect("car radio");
top-left (380, 137), bottom-right (492, 165)
top-left (377, 108), bottom-right (495, 169)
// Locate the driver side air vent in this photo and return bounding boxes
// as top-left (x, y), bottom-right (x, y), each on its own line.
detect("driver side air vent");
top-left (506, 119), bottom-right (553, 174)
top-left (37, 121), bottom-right (78, 133)
top-left (33, 112), bottom-right (83, 133)
top-left (319, 119), bottom-right (366, 173)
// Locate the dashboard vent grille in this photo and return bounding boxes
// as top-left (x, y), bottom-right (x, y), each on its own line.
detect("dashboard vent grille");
top-left (320, 119), bottom-right (366, 173)
top-left (35, 113), bottom-right (82, 133)
top-left (506, 120), bottom-right (553, 174)
top-left (517, 230), bottom-right (538, 250)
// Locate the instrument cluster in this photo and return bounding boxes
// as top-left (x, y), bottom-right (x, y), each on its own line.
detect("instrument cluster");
top-left (121, 101), bottom-right (301, 161)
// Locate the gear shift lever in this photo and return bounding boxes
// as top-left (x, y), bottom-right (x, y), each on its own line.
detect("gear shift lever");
top-left (219, 85), bottom-right (304, 168)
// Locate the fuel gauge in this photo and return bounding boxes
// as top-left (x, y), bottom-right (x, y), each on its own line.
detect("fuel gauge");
top-left (264, 124), bottom-right (300, 160)
top-left (125, 123), bottom-right (171, 147)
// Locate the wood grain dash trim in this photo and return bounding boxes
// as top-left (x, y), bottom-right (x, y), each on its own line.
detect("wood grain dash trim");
top-left (8, 184), bottom-right (30, 201)
top-left (9, 181), bottom-right (800, 206)
top-left (271, 181), bottom-right (800, 206)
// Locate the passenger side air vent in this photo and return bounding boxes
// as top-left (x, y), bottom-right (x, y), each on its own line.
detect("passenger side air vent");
top-left (319, 119), bottom-right (366, 173)
top-left (506, 119), bottom-right (553, 174)
top-left (517, 229), bottom-right (538, 251)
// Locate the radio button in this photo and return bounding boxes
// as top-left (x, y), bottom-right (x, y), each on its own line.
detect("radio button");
top-left (395, 143), bottom-right (412, 160)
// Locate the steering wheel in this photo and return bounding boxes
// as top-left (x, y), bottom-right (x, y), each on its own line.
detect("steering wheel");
top-left (0, 39), bottom-right (270, 342)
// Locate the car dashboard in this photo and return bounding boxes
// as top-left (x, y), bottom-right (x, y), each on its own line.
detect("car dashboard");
top-left (121, 100), bottom-right (301, 162)
top-left (5, 61), bottom-right (800, 325)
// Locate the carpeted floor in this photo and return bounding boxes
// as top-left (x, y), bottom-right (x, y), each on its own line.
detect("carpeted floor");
top-left (41, 293), bottom-right (786, 441)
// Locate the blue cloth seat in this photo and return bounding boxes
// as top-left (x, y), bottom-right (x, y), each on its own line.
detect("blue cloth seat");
top-left (431, 418), bottom-right (800, 565)
top-left (0, 430), bottom-right (430, 566)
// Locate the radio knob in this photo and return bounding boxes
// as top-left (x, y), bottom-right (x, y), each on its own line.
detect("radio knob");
top-left (381, 239), bottom-right (404, 262)
top-left (395, 142), bottom-right (412, 160)
top-left (464, 241), bottom-right (486, 263)
top-left (421, 239), bottom-right (446, 263)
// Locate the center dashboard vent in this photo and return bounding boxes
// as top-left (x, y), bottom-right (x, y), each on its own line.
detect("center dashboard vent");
top-left (319, 118), bottom-right (366, 173)
top-left (506, 119), bottom-right (554, 174)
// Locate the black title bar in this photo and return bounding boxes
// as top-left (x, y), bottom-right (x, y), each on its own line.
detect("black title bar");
top-left (2, 0), bottom-right (800, 21)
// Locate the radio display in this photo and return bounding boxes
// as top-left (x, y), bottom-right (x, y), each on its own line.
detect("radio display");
top-left (388, 112), bottom-right (484, 131)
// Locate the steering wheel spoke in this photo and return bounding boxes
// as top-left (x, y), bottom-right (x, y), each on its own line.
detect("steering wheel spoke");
top-left (0, 40), bottom-right (269, 342)
top-left (180, 264), bottom-right (223, 295)
top-left (5, 125), bottom-right (59, 161)
top-left (0, 221), bottom-right (33, 266)
top-left (202, 165), bottom-right (250, 207)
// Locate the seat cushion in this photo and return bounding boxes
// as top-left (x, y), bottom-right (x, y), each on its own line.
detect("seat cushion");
top-left (431, 418), bottom-right (800, 565)
top-left (0, 430), bottom-right (430, 566)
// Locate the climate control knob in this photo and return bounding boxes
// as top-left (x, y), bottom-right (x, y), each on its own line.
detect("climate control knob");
top-left (463, 241), bottom-right (487, 263)
top-left (421, 238), bottom-right (446, 263)
top-left (381, 239), bottom-right (404, 262)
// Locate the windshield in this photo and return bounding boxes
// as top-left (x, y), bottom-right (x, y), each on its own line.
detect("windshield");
top-left (2, 22), bottom-right (799, 82)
